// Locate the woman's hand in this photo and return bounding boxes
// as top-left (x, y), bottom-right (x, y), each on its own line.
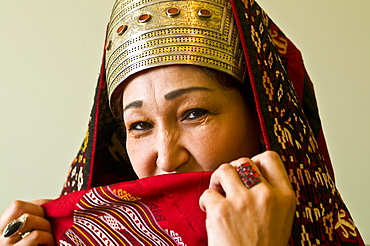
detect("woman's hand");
top-left (0, 199), bottom-right (54, 246)
top-left (199, 151), bottom-right (296, 246)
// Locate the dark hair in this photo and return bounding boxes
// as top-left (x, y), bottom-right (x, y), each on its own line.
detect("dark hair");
top-left (201, 67), bottom-right (255, 112)
top-left (201, 67), bottom-right (250, 93)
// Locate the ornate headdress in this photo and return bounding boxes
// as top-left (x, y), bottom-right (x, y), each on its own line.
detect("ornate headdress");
top-left (105, 0), bottom-right (245, 108)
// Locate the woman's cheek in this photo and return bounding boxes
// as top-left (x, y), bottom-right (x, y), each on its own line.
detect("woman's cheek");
top-left (187, 126), bottom-right (223, 171)
top-left (127, 139), bottom-right (152, 177)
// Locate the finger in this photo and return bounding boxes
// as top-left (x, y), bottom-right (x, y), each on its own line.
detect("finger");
top-left (229, 157), bottom-right (265, 187)
top-left (209, 160), bottom-right (266, 197)
top-left (0, 201), bottom-right (45, 231)
top-left (199, 188), bottom-right (225, 212)
top-left (2, 214), bottom-right (52, 244)
top-left (21, 214), bottom-right (51, 234)
top-left (251, 151), bottom-right (292, 190)
top-left (229, 157), bottom-right (265, 180)
top-left (208, 163), bottom-right (246, 195)
top-left (15, 230), bottom-right (54, 246)
top-left (228, 157), bottom-right (254, 168)
top-left (29, 199), bottom-right (53, 206)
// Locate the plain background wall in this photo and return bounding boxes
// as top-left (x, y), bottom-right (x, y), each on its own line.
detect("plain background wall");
top-left (1, 0), bottom-right (369, 243)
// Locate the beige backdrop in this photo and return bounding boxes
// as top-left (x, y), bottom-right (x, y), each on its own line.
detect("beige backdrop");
top-left (1, 0), bottom-right (369, 243)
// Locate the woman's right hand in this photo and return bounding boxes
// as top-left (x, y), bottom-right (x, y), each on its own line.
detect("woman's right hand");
top-left (0, 199), bottom-right (54, 246)
top-left (199, 151), bottom-right (295, 246)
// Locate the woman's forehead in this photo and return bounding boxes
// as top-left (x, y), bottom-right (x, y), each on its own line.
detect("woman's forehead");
top-left (122, 65), bottom-right (221, 98)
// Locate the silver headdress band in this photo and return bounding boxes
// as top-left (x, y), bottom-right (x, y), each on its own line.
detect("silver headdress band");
top-left (105, 0), bottom-right (246, 108)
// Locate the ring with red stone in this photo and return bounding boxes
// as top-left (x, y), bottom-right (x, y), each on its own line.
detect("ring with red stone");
top-left (2, 214), bottom-right (28, 238)
top-left (236, 162), bottom-right (261, 188)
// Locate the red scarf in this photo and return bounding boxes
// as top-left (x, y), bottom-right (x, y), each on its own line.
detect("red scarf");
top-left (44, 172), bottom-right (210, 245)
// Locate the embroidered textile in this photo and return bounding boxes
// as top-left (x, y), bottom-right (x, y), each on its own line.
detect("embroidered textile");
top-left (45, 172), bottom-right (209, 245)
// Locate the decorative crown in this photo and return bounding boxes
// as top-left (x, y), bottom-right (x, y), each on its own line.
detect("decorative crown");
top-left (105, 0), bottom-right (245, 105)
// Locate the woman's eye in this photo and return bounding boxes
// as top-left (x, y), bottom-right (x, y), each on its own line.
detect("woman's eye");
top-left (182, 108), bottom-right (209, 121)
top-left (129, 121), bottom-right (153, 131)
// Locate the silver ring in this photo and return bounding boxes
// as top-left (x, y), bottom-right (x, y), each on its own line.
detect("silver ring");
top-left (2, 214), bottom-right (28, 238)
top-left (236, 162), bottom-right (261, 188)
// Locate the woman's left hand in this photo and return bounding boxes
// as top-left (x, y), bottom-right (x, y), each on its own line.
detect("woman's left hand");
top-left (199, 151), bottom-right (296, 246)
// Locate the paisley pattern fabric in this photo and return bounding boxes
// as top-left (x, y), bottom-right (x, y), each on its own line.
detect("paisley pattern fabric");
top-left (55, 0), bottom-right (364, 245)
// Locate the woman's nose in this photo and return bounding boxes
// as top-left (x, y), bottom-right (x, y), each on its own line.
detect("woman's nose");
top-left (155, 129), bottom-right (189, 173)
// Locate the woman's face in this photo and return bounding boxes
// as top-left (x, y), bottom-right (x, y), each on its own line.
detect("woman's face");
top-left (122, 65), bottom-right (260, 178)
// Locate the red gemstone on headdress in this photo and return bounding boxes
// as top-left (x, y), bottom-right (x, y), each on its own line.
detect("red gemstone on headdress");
top-left (198, 9), bottom-right (211, 18)
top-left (167, 7), bottom-right (180, 17)
top-left (138, 14), bottom-right (151, 23)
top-left (117, 25), bottom-right (127, 35)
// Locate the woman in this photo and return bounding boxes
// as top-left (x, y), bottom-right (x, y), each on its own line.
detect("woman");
top-left (0, 0), bottom-right (364, 245)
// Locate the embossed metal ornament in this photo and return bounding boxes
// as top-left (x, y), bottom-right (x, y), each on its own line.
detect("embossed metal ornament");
top-left (105, 0), bottom-right (246, 111)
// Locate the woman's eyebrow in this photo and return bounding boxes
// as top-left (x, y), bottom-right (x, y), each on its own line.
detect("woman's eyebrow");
top-left (123, 100), bottom-right (143, 112)
top-left (164, 86), bottom-right (213, 100)
top-left (123, 87), bottom-right (212, 112)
